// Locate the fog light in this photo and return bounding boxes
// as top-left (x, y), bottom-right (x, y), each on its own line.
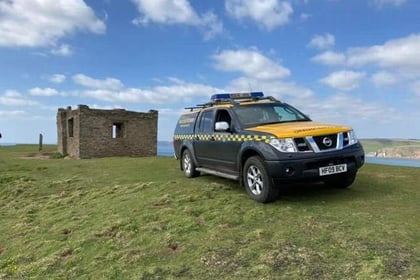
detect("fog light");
top-left (285, 167), bottom-right (294, 175)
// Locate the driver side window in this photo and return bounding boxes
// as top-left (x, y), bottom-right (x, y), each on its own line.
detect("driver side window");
top-left (215, 109), bottom-right (231, 127)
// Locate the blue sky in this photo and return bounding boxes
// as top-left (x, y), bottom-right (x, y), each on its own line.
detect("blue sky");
top-left (0, 0), bottom-right (420, 143)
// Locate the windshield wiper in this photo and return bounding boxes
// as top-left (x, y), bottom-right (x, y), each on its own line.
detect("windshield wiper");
top-left (259, 121), bottom-right (282, 125)
top-left (260, 119), bottom-right (310, 125)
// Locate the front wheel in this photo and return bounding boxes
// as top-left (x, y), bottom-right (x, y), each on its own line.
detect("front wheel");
top-left (181, 149), bottom-right (199, 178)
top-left (243, 156), bottom-right (278, 203)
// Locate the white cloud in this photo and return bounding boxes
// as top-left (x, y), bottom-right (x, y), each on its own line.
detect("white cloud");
top-left (0, 90), bottom-right (38, 106)
top-left (200, 12), bottom-right (224, 40)
top-left (308, 33), bottom-right (335, 49)
top-left (370, 0), bottom-right (407, 7)
top-left (81, 77), bottom-right (220, 104)
top-left (311, 51), bottom-right (346, 66)
top-left (73, 74), bottom-right (124, 91)
top-left (371, 71), bottom-right (398, 87)
top-left (132, 0), bottom-right (223, 39)
top-left (299, 93), bottom-right (404, 126)
top-left (300, 13), bottom-right (311, 21)
top-left (51, 44), bottom-right (73, 56)
top-left (132, 0), bottom-right (197, 25)
top-left (50, 74), bottom-right (66, 84)
top-left (226, 77), bottom-right (314, 100)
top-left (347, 34), bottom-right (420, 71)
top-left (4, 90), bottom-right (21, 98)
top-left (212, 49), bottom-right (291, 80)
top-left (409, 81), bottom-right (420, 97)
top-left (0, 0), bottom-right (106, 48)
top-left (312, 34), bottom-right (420, 78)
top-left (0, 110), bottom-right (26, 117)
top-left (69, 74), bottom-right (220, 104)
top-left (29, 87), bottom-right (59, 97)
top-left (320, 70), bottom-right (366, 91)
top-left (225, 0), bottom-right (293, 30)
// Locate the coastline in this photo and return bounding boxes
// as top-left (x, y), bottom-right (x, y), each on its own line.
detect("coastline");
top-left (365, 156), bottom-right (420, 168)
top-left (3, 142), bottom-right (420, 168)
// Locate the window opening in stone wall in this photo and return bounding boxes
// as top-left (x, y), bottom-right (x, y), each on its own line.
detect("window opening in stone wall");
top-left (112, 123), bottom-right (125, 138)
top-left (68, 118), bottom-right (74, 137)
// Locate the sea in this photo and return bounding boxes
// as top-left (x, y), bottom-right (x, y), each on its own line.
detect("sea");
top-left (157, 141), bottom-right (174, 157)
top-left (2, 141), bottom-right (419, 168)
top-left (364, 156), bottom-right (420, 168)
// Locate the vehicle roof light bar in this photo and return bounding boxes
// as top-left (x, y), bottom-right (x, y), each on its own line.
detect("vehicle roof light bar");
top-left (184, 91), bottom-right (280, 111)
top-left (211, 92), bottom-right (264, 101)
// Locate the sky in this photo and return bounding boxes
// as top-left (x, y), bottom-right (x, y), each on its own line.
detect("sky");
top-left (0, 0), bottom-right (420, 144)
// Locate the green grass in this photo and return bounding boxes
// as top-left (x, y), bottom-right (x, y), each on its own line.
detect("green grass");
top-left (1, 145), bottom-right (419, 279)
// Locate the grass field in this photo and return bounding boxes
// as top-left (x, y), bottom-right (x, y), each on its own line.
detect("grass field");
top-left (1, 145), bottom-right (419, 279)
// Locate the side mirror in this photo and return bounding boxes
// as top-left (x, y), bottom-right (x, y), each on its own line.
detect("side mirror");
top-left (215, 121), bottom-right (229, 132)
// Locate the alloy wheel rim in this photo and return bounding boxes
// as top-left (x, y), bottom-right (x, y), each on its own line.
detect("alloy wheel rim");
top-left (183, 153), bottom-right (191, 174)
top-left (247, 165), bottom-right (263, 195)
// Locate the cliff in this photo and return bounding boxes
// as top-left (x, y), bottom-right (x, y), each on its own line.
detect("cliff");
top-left (362, 139), bottom-right (420, 160)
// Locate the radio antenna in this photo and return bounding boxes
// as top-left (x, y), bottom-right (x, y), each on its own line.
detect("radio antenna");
top-left (247, 79), bottom-right (253, 92)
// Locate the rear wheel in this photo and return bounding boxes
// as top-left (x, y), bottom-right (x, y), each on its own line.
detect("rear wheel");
top-left (324, 172), bottom-right (356, 189)
top-left (243, 156), bottom-right (278, 203)
top-left (181, 149), bottom-right (199, 178)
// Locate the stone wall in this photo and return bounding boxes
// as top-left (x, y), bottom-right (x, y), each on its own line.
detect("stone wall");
top-left (57, 105), bottom-right (158, 159)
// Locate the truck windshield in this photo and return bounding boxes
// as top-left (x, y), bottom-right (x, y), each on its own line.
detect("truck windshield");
top-left (233, 103), bottom-right (310, 128)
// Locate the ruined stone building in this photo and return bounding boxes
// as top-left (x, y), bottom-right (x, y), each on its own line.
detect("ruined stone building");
top-left (57, 105), bottom-right (158, 159)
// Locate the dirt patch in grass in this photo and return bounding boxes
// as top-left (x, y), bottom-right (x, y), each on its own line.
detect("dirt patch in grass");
top-left (20, 152), bottom-right (54, 160)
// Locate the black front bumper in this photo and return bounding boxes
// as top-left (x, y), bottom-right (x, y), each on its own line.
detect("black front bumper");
top-left (264, 144), bottom-right (365, 183)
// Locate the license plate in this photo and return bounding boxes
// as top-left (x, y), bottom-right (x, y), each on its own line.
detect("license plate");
top-left (319, 164), bottom-right (347, 176)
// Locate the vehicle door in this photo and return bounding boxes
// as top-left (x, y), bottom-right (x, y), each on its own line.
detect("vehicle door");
top-left (193, 109), bottom-right (215, 167)
top-left (210, 109), bottom-right (241, 172)
top-left (194, 108), bottom-right (240, 172)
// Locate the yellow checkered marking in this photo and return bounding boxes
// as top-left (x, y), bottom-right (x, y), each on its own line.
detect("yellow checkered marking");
top-left (174, 134), bottom-right (273, 143)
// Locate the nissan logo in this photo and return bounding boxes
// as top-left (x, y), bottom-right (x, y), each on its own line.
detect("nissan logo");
top-left (322, 137), bottom-right (333, 147)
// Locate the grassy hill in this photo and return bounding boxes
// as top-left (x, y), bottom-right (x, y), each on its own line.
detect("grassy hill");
top-left (1, 145), bottom-right (419, 279)
top-left (361, 139), bottom-right (420, 159)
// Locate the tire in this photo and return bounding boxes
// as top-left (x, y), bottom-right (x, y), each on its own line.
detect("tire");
top-left (324, 172), bottom-right (356, 189)
top-left (243, 156), bottom-right (278, 203)
top-left (181, 149), bottom-right (199, 178)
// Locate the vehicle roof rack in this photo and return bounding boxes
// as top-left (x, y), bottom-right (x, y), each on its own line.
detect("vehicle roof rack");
top-left (184, 92), bottom-right (280, 111)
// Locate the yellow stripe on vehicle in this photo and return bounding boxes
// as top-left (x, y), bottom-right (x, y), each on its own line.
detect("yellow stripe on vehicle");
top-left (174, 134), bottom-right (274, 143)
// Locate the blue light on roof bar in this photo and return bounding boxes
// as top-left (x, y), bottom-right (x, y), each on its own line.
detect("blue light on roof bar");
top-left (211, 92), bottom-right (264, 100)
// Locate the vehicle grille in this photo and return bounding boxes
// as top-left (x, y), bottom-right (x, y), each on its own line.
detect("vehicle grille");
top-left (294, 132), bottom-right (354, 153)
top-left (295, 137), bottom-right (310, 152)
top-left (313, 134), bottom-right (337, 150)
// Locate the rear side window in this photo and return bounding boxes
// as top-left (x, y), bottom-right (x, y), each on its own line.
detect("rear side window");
top-left (197, 110), bottom-right (214, 134)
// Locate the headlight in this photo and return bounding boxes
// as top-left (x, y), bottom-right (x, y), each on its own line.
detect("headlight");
top-left (348, 130), bottom-right (358, 145)
top-left (269, 138), bottom-right (297, 153)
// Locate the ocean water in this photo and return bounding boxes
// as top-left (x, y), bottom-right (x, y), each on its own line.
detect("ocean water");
top-left (157, 141), bottom-right (174, 157)
top-left (365, 156), bottom-right (420, 168)
top-left (0, 143), bottom-right (16, 146)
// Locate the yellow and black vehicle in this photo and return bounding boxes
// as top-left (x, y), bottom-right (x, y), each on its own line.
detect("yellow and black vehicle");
top-left (173, 92), bottom-right (365, 203)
